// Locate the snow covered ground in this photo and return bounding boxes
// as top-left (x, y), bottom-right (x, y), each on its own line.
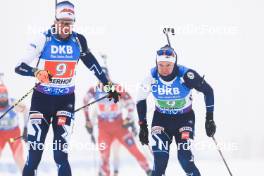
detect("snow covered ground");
top-left (0, 130), bottom-right (263, 176)
top-left (0, 155), bottom-right (263, 176)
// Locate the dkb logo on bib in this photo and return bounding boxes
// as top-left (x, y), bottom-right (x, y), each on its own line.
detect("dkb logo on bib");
top-left (51, 45), bottom-right (73, 55)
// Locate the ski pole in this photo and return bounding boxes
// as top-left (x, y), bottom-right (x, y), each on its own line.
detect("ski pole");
top-left (163, 28), bottom-right (178, 65)
top-left (55, 0), bottom-right (58, 20)
top-left (9, 95), bottom-right (108, 143)
top-left (90, 134), bottom-right (96, 144)
top-left (74, 94), bottom-right (108, 113)
top-left (212, 136), bottom-right (233, 176)
top-left (163, 28), bottom-right (175, 48)
top-left (0, 82), bottom-right (41, 120)
top-left (9, 135), bottom-right (24, 143)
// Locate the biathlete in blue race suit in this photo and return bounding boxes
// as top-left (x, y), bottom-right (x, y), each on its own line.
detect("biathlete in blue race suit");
top-left (136, 45), bottom-right (216, 176)
top-left (15, 1), bottom-right (119, 176)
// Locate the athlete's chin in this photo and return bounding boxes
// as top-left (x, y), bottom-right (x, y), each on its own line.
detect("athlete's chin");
top-left (159, 73), bottom-right (170, 77)
top-left (59, 34), bottom-right (71, 39)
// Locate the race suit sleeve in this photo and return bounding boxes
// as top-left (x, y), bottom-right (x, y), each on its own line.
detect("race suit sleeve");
top-left (15, 33), bottom-right (46, 76)
top-left (136, 74), bottom-right (153, 123)
top-left (183, 69), bottom-right (214, 112)
top-left (77, 33), bottom-right (108, 84)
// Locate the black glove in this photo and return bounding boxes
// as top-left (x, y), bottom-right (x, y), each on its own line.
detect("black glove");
top-left (104, 82), bottom-right (120, 103)
top-left (205, 112), bottom-right (216, 137)
top-left (139, 121), bottom-right (149, 145)
top-left (22, 127), bottom-right (28, 142)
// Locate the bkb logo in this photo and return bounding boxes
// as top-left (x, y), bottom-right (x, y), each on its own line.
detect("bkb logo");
top-left (51, 45), bottom-right (73, 55)
top-left (156, 85), bottom-right (180, 95)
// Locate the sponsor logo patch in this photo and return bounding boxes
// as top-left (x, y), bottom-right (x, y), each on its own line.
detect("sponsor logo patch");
top-left (151, 126), bottom-right (165, 135)
top-left (187, 71), bottom-right (195, 79)
top-left (31, 119), bottom-right (42, 125)
top-left (56, 111), bottom-right (72, 117)
top-left (179, 126), bottom-right (193, 132)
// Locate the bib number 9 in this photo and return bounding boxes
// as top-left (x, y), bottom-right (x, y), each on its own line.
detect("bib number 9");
top-left (56, 63), bottom-right (67, 76)
top-left (44, 61), bottom-right (76, 78)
